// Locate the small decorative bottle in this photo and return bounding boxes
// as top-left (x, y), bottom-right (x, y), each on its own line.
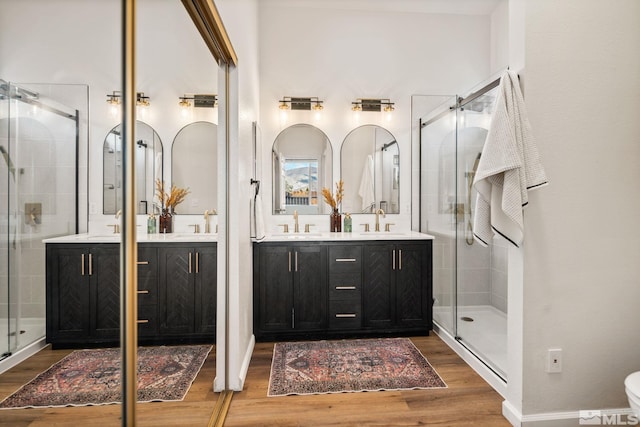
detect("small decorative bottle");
top-left (159, 208), bottom-right (173, 233)
top-left (343, 213), bottom-right (352, 232)
top-left (330, 208), bottom-right (342, 232)
top-left (147, 213), bottom-right (156, 234)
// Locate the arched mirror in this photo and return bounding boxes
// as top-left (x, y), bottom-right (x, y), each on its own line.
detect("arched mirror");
top-left (340, 125), bottom-right (399, 214)
top-left (103, 121), bottom-right (162, 214)
top-left (171, 121), bottom-right (218, 215)
top-left (272, 124), bottom-right (333, 215)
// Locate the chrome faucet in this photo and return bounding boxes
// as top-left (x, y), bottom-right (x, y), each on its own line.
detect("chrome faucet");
top-left (293, 210), bottom-right (299, 233)
top-left (375, 208), bottom-right (385, 232)
top-left (204, 209), bottom-right (217, 234)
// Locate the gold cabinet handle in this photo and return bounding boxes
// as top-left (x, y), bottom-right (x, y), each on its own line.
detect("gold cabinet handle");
top-left (136, 261), bottom-right (149, 265)
top-left (81, 253), bottom-right (85, 276)
top-left (188, 252), bottom-right (192, 274)
top-left (399, 249), bottom-right (402, 270)
top-left (295, 251), bottom-right (298, 272)
top-left (335, 258), bottom-right (356, 262)
top-left (392, 249), bottom-right (396, 270)
top-left (335, 286), bottom-right (356, 290)
top-left (335, 313), bottom-right (357, 318)
top-left (196, 252), bottom-right (199, 274)
top-left (88, 253), bottom-right (93, 276)
top-left (288, 251), bottom-right (292, 272)
top-left (137, 290), bottom-right (149, 294)
top-left (137, 319), bottom-right (149, 324)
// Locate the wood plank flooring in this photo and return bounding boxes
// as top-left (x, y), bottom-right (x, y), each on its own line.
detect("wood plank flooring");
top-left (0, 335), bottom-right (510, 426)
top-left (225, 335), bottom-right (509, 427)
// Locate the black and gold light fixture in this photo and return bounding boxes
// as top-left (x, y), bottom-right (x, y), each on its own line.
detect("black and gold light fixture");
top-left (136, 92), bottom-right (150, 107)
top-left (351, 98), bottom-right (394, 112)
top-left (178, 94), bottom-right (218, 108)
top-left (278, 96), bottom-right (323, 111)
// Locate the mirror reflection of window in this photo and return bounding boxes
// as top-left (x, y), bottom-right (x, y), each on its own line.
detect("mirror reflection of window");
top-left (103, 121), bottom-right (163, 215)
top-left (171, 121), bottom-right (218, 215)
top-left (272, 124), bottom-right (332, 215)
top-left (340, 125), bottom-right (399, 214)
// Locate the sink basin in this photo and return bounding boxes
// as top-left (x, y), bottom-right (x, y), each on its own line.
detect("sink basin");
top-left (81, 234), bottom-right (120, 241)
top-left (168, 233), bottom-right (217, 241)
top-left (355, 232), bottom-right (407, 237)
top-left (269, 233), bottom-right (325, 240)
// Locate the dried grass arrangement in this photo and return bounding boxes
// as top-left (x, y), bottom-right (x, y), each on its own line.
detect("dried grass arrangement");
top-left (155, 179), bottom-right (190, 212)
top-left (321, 179), bottom-right (344, 211)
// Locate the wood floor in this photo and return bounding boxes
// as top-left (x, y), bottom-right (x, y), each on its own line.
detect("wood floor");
top-left (0, 335), bottom-right (510, 426)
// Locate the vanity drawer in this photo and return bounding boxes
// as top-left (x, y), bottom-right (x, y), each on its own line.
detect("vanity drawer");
top-left (137, 285), bottom-right (157, 304)
top-left (329, 300), bottom-right (362, 329)
top-left (329, 273), bottom-right (361, 300)
top-left (137, 304), bottom-right (158, 336)
top-left (328, 246), bottom-right (362, 273)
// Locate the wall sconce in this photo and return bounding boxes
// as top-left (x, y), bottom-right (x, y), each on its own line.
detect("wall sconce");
top-left (351, 98), bottom-right (394, 112)
top-left (136, 92), bottom-right (150, 107)
top-left (178, 94), bottom-right (218, 108)
top-left (278, 96), bottom-right (323, 111)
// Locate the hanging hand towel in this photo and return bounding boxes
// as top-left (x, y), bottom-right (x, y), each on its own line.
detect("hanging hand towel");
top-left (472, 70), bottom-right (548, 247)
top-left (251, 194), bottom-right (266, 240)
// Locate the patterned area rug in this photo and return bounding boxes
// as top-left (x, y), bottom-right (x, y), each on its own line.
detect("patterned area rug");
top-left (268, 338), bottom-right (447, 396)
top-left (0, 345), bottom-right (211, 409)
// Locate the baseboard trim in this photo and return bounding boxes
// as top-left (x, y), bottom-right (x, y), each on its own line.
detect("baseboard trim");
top-left (503, 402), bottom-right (634, 426)
top-left (236, 334), bottom-right (255, 389)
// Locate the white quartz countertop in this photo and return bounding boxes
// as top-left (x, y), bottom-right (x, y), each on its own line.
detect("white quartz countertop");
top-left (43, 233), bottom-right (218, 244)
top-left (257, 230), bottom-right (434, 242)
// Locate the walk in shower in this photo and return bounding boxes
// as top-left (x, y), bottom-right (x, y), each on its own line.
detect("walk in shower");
top-left (0, 80), bottom-right (86, 366)
top-left (418, 77), bottom-right (508, 380)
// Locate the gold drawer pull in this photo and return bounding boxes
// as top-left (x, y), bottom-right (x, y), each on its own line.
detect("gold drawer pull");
top-left (137, 261), bottom-right (149, 265)
top-left (335, 258), bottom-right (356, 262)
top-left (137, 319), bottom-right (149, 324)
top-left (137, 290), bottom-right (149, 294)
top-left (335, 286), bottom-right (356, 290)
top-left (335, 313), bottom-right (357, 318)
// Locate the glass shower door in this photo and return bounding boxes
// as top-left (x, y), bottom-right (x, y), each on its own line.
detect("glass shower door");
top-left (0, 80), bottom-right (81, 360)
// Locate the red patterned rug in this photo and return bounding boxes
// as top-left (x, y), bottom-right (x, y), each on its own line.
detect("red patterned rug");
top-left (268, 338), bottom-right (447, 396)
top-left (0, 345), bottom-right (211, 409)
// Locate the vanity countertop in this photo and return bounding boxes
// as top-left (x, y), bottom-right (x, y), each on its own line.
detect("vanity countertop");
top-left (257, 230), bottom-right (434, 242)
top-left (43, 233), bottom-right (218, 244)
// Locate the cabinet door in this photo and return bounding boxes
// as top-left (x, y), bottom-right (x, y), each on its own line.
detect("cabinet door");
top-left (257, 245), bottom-right (293, 331)
top-left (159, 246), bottom-right (195, 334)
top-left (92, 246), bottom-right (121, 338)
top-left (363, 244), bottom-right (394, 328)
top-left (293, 245), bottom-right (326, 331)
top-left (395, 244), bottom-right (428, 327)
top-left (46, 246), bottom-right (91, 341)
top-left (195, 245), bottom-right (217, 334)
top-left (137, 246), bottom-right (158, 336)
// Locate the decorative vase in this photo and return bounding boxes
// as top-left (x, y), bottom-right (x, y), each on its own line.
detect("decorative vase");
top-left (159, 208), bottom-right (173, 233)
top-left (330, 209), bottom-right (342, 232)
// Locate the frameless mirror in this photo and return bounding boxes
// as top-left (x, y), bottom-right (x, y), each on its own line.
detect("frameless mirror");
top-left (340, 125), bottom-right (399, 214)
top-left (103, 121), bottom-right (162, 214)
top-left (171, 121), bottom-right (218, 215)
top-left (272, 124), bottom-right (333, 215)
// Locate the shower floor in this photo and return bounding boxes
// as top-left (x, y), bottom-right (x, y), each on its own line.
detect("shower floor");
top-left (0, 317), bottom-right (46, 356)
top-left (434, 305), bottom-right (507, 378)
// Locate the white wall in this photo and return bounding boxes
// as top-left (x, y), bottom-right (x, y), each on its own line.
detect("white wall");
top-left (517, 0), bottom-right (640, 422)
top-left (0, 0), bottom-right (218, 233)
top-left (258, 0), bottom-right (497, 234)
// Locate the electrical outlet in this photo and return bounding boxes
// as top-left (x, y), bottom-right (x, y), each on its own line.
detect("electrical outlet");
top-left (546, 348), bottom-right (562, 373)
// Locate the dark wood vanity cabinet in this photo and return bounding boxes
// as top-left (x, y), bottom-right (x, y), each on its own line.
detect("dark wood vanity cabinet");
top-left (253, 239), bottom-right (432, 341)
top-left (46, 244), bottom-right (120, 346)
top-left (363, 242), bottom-right (432, 330)
top-left (158, 244), bottom-right (217, 337)
top-left (46, 242), bottom-right (216, 348)
top-left (254, 243), bottom-right (327, 336)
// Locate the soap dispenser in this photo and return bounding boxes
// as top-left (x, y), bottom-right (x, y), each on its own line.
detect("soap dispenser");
top-left (147, 213), bottom-right (157, 234)
top-left (344, 213), bottom-right (352, 232)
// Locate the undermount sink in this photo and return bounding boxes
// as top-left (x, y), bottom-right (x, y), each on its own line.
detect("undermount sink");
top-left (356, 232), bottom-right (407, 237)
top-left (167, 233), bottom-right (217, 241)
top-left (271, 233), bottom-right (324, 239)
top-left (81, 234), bottom-right (120, 241)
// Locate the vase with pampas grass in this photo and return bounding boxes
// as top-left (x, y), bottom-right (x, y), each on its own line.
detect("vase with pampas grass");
top-left (155, 179), bottom-right (190, 233)
top-left (322, 179), bottom-right (344, 232)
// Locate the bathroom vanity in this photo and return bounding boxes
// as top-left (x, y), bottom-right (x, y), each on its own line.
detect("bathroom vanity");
top-left (44, 234), bottom-right (217, 349)
top-left (253, 231), bottom-right (433, 341)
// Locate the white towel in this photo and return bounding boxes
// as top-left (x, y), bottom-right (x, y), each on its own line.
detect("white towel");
top-left (358, 154), bottom-right (375, 212)
top-left (472, 70), bottom-right (548, 247)
top-left (251, 194), bottom-right (266, 240)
